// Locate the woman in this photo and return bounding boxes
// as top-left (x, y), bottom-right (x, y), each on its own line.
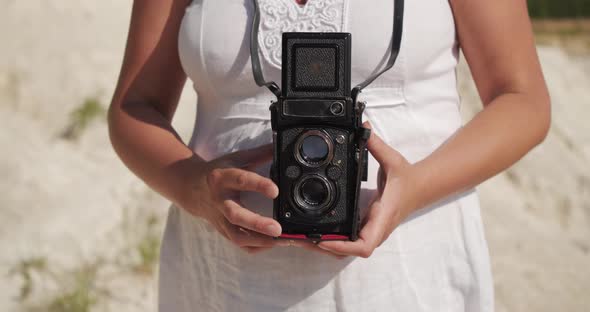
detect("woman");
top-left (108, 0), bottom-right (550, 311)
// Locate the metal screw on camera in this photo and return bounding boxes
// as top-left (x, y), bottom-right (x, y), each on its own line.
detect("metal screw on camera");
top-left (335, 135), bottom-right (346, 144)
top-left (285, 212), bottom-right (291, 218)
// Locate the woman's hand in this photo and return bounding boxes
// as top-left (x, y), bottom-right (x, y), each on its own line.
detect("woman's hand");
top-left (317, 123), bottom-right (418, 258)
top-left (182, 143), bottom-right (346, 258)
top-left (182, 144), bottom-right (290, 254)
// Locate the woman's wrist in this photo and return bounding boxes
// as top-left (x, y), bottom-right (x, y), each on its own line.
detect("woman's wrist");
top-left (396, 162), bottom-right (430, 222)
top-left (175, 155), bottom-right (210, 213)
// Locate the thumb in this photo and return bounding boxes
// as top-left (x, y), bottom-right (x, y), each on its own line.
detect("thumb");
top-left (224, 143), bottom-right (274, 169)
top-left (363, 122), bottom-right (404, 170)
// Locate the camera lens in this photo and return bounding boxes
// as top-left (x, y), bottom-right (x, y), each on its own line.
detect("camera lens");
top-left (293, 174), bottom-right (335, 214)
top-left (300, 135), bottom-right (329, 163)
top-left (295, 130), bottom-right (334, 167)
top-left (300, 177), bottom-right (328, 206)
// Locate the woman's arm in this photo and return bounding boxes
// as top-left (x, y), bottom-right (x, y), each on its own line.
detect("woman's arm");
top-left (109, 1), bottom-right (298, 254)
top-left (411, 0), bottom-right (551, 210)
top-left (108, 0), bottom-right (195, 208)
top-left (318, 0), bottom-right (550, 257)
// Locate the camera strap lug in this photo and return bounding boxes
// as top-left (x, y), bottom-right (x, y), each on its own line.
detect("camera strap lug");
top-left (269, 101), bottom-right (278, 130)
top-left (353, 100), bottom-right (366, 128)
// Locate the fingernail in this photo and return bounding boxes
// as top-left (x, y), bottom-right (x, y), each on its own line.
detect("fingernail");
top-left (317, 244), bottom-right (332, 251)
top-left (265, 224), bottom-right (280, 236)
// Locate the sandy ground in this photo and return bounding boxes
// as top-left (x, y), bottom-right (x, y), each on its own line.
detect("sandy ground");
top-left (457, 47), bottom-right (590, 311)
top-left (0, 1), bottom-right (588, 311)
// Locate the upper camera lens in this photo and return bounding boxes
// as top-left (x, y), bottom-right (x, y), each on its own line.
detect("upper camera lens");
top-left (300, 177), bottom-right (329, 207)
top-left (295, 130), bottom-right (334, 167)
top-left (300, 135), bottom-right (329, 164)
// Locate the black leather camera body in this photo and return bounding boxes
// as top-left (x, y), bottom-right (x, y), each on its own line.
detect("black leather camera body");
top-left (249, 0), bottom-right (404, 241)
top-left (269, 32), bottom-right (369, 241)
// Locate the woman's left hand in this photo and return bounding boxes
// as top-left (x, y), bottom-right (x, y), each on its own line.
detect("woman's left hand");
top-left (317, 122), bottom-right (420, 258)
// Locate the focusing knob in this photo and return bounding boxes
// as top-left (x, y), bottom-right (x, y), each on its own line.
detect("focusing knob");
top-left (329, 101), bottom-right (345, 116)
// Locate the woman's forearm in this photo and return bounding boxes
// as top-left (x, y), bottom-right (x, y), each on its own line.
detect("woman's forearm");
top-left (408, 92), bottom-right (550, 211)
top-left (107, 101), bottom-right (203, 209)
top-left (107, 0), bottom-right (196, 209)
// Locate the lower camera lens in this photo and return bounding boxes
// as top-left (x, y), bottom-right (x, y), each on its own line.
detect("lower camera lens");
top-left (300, 177), bottom-right (328, 206)
top-left (293, 174), bottom-right (335, 214)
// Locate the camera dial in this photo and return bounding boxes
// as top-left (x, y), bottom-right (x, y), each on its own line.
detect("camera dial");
top-left (329, 101), bottom-right (345, 116)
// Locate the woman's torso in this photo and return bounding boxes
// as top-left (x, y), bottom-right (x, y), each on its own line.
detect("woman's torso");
top-left (178, 0), bottom-right (463, 163)
top-left (158, 1), bottom-right (494, 311)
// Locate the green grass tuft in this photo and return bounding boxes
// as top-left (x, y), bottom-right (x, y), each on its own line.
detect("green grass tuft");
top-left (133, 214), bottom-right (162, 275)
top-left (9, 210), bottom-right (164, 311)
top-left (61, 97), bottom-right (106, 140)
top-left (528, 0), bottom-right (590, 18)
top-left (9, 257), bottom-right (48, 302)
top-left (47, 264), bottom-right (100, 312)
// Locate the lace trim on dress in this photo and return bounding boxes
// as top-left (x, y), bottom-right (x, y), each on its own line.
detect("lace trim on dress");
top-left (257, 0), bottom-right (347, 69)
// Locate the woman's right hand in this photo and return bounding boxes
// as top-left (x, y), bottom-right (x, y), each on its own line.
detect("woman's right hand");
top-left (180, 143), bottom-right (345, 258)
top-left (180, 144), bottom-right (291, 253)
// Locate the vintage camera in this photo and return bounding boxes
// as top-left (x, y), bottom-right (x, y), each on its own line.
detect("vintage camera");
top-left (249, 0), bottom-right (404, 241)
top-left (268, 33), bottom-right (369, 242)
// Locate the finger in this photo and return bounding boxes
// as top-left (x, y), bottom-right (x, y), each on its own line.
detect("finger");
top-left (223, 144), bottom-right (274, 169)
top-left (317, 237), bottom-right (373, 258)
top-left (377, 166), bottom-right (386, 194)
top-left (317, 201), bottom-right (386, 258)
top-left (224, 221), bottom-right (281, 248)
top-left (208, 167), bottom-right (279, 199)
top-left (221, 199), bottom-right (282, 236)
top-left (363, 122), bottom-right (404, 170)
top-left (211, 219), bottom-right (232, 241)
top-left (290, 240), bottom-right (348, 259)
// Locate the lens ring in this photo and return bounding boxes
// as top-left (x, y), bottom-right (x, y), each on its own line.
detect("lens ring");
top-left (294, 130), bottom-right (334, 168)
top-left (293, 174), bottom-right (335, 214)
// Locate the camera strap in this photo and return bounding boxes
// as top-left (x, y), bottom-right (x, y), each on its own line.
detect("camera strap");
top-left (249, 0), bottom-right (282, 98)
top-left (249, 0), bottom-right (405, 102)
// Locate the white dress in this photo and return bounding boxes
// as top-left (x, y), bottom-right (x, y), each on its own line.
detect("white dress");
top-left (159, 0), bottom-right (495, 311)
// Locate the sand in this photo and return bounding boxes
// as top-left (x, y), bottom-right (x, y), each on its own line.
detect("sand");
top-left (0, 1), bottom-right (588, 311)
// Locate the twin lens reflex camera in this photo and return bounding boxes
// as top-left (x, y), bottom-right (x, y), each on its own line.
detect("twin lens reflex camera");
top-left (248, 0), bottom-right (404, 242)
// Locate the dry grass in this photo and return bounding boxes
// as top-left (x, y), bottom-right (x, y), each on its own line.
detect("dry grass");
top-left (60, 97), bottom-right (106, 141)
top-left (8, 210), bottom-right (163, 312)
top-left (532, 19), bottom-right (590, 55)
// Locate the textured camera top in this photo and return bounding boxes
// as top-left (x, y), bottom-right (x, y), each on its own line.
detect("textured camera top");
top-left (282, 32), bottom-right (352, 98)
